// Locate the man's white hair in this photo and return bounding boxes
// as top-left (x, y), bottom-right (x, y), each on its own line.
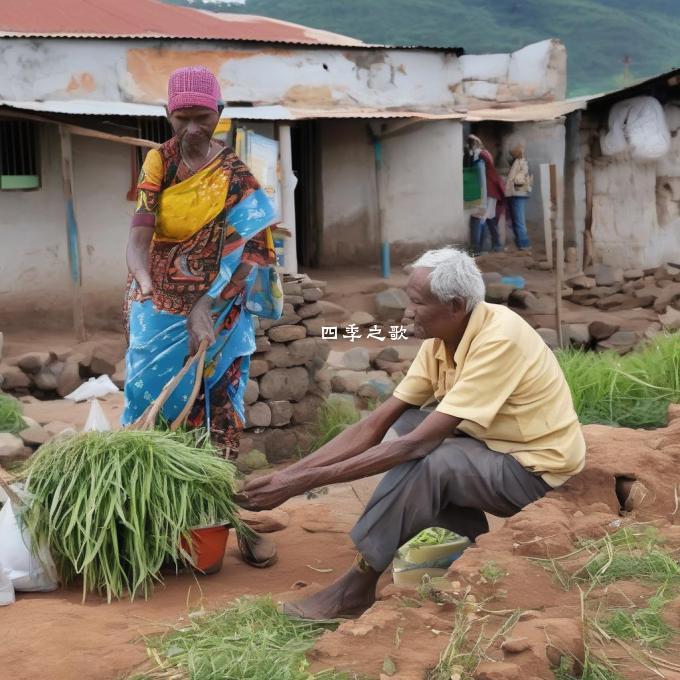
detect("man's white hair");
top-left (411, 247), bottom-right (485, 313)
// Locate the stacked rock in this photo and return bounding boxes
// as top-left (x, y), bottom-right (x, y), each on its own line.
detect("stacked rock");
top-left (240, 274), bottom-right (332, 465)
top-left (325, 344), bottom-right (419, 410)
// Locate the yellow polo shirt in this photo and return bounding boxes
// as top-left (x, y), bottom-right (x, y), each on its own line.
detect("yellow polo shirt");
top-left (392, 302), bottom-right (585, 487)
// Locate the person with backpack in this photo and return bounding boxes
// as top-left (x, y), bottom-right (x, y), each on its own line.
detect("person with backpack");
top-left (505, 143), bottom-right (533, 251)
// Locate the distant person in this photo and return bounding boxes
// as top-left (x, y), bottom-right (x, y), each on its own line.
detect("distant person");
top-left (466, 135), bottom-right (504, 253)
top-left (505, 142), bottom-right (533, 251)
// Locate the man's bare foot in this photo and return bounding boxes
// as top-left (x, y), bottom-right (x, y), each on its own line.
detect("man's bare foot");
top-left (281, 565), bottom-right (381, 620)
top-left (237, 531), bottom-right (277, 568)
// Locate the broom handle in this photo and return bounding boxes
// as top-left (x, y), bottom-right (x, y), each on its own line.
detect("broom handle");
top-left (130, 340), bottom-right (208, 431)
top-left (0, 475), bottom-right (21, 508)
top-left (169, 344), bottom-right (208, 431)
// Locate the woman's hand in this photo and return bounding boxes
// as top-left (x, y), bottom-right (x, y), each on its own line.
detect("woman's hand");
top-left (126, 226), bottom-right (154, 298)
top-left (133, 269), bottom-right (153, 297)
top-left (187, 295), bottom-right (216, 354)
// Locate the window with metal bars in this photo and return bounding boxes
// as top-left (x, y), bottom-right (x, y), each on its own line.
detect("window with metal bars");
top-left (127, 117), bottom-right (173, 200)
top-left (0, 119), bottom-right (40, 190)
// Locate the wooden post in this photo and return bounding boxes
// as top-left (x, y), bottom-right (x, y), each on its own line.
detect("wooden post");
top-left (540, 163), bottom-right (553, 267)
top-left (277, 123), bottom-right (299, 275)
top-left (58, 125), bottom-right (87, 342)
top-left (550, 164), bottom-right (564, 348)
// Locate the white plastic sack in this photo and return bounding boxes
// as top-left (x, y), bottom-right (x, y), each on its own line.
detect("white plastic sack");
top-left (601, 96), bottom-right (671, 160)
top-left (82, 398), bottom-right (112, 433)
top-left (0, 566), bottom-right (15, 606)
top-left (0, 496), bottom-right (58, 592)
top-left (665, 102), bottom-right (680, 133)
top-left (65, 374), bottom-right (119, 403)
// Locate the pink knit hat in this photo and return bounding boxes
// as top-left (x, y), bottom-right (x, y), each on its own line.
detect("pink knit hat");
top-left (167, 66), bottom-right (222, 113)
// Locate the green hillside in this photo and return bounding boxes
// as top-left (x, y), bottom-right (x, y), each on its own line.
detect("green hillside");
top-left (166, 0), bottom-right (680, 95)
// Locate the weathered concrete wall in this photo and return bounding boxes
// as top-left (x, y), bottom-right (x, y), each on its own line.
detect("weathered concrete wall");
top-left (318, 120), bottom-right (466, 266)
top-left (0, 124), bottom-right (72, 325)
top-left (584, 103), bottom-right (680, 269)
top-left (318, 120), bottom-right (379, 265)
top-left (458, 39), bottom-right (566, 105)
top-left (0, 38), bottom-right (566, 112)
top-left (381, 120), bottom-right (465, 259)
top-left (72, 136), bottom-right (132, 328)
top-left (0, 126), bottom-right (131, 329)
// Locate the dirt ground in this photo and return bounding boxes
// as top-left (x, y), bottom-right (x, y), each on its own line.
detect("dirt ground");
top-left (0, 261), bottom-right (674, 680)
top-left (310, 407), bottom-right (680, 680)
top-left (2, 478), bottom-right (370, 680)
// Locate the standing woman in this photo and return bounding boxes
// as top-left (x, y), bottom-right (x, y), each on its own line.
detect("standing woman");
top-left (505, 142), bottom-right (533, 251)
top-left (123, 66), bottom-right (279, 567)
top-left (466, 134), bottom-right (504, 253)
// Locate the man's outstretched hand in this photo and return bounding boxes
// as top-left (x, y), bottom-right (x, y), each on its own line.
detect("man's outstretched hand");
top-left (236, 471), bottom-right (301, 511)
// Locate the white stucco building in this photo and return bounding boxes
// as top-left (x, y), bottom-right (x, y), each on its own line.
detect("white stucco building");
top-left (0, 0), bottom-right (569, 329)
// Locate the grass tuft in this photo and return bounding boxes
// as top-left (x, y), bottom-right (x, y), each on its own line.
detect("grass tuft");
top-left (556, 333), bottom-right (680, 429)
top-left (554, 654), bottom-right (623, 680)
top-left (426, 604), bottom-right (522, 680)
top-left (0, 393), bottom-right (26, 433)
top-left (604, 587), bottom-right (676, 649)
top-left (300, 398), bottom-right (360, 456)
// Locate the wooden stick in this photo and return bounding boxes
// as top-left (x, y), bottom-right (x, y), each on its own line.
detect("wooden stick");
top-left (0, 473), bottom-right (22, 507)
top-left (170, 343), bottom-right (208, 431)
top-left (550, 164), bottom-right (565, 348)
top-left (540, 163), bottom-right (553, 268)
top-left (128, 340), bottom-right (208, 431)
top-left (0, 108), bottom-right (159, 149)
top-left (58, 125), bottom-right (87, 343)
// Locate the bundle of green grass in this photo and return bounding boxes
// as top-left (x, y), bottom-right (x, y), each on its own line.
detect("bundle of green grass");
top-left (557, 332), bottom-right (680, 429)
top-left (0, 392), bottom-right (26, 433)
top-left (21, 429), bottom-right (244, 602)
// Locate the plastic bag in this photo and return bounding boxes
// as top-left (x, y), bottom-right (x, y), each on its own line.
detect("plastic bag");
top-left (0, 566), bottom-right (15, 606)
top-left (65, 375), bottom-right (119, 403)
top-left (0, 495), bottom-right (59, 593)
top-left (82, 398), bottom-right (112, 433)
top-left (601, 96), bottom-right (671, 160)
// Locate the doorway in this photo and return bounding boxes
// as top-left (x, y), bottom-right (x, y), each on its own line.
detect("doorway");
top-left (291, 121), bottom-right (321, 268)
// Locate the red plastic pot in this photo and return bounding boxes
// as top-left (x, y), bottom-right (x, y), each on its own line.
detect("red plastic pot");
top-left (180, 524), bottom-right (230, 575)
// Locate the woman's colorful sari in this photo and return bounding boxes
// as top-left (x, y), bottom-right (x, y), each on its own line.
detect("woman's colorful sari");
top-left (122, 138), bottom-right (278, 456)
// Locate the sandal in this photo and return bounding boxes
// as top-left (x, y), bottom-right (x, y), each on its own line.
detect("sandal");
top-left (237, 531), bottom-right (278, 568)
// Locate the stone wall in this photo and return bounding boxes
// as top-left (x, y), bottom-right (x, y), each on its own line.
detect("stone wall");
top-left (238, 274), bottom-right (332, 466)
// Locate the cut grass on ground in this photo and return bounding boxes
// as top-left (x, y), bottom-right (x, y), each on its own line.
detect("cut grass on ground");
top-left (556, 333), bottom-right (680, 429)
top-left (140, 596), bottom-right (350, 680)
top-left (0, 393), bottom-right (25, 433)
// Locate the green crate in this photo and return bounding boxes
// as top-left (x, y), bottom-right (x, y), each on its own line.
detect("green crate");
top-left (463, 167), bottom-right (481, 202)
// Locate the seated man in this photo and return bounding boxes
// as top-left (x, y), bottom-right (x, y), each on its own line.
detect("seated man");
top-left (239, 247), bottom-right (586, 619)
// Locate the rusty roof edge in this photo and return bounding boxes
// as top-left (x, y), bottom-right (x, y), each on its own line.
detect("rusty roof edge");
top-left (0, 30), bottom-right (463, 52)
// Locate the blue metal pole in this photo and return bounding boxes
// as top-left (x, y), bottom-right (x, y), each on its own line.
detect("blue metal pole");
top-left (374, 138), bottom-right (390, 279)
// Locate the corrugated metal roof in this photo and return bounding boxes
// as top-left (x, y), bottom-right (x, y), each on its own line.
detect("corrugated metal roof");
top-left (0, 99), bottom-right (167, 117)
top-left (0, 99), bottom-right (468, 121)
top-left (464, 97), bottom-right (592, 122)
top-left (0, 0), bottom-right (366, 45)
top-left (0, 98), bottom-right (595, 123)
